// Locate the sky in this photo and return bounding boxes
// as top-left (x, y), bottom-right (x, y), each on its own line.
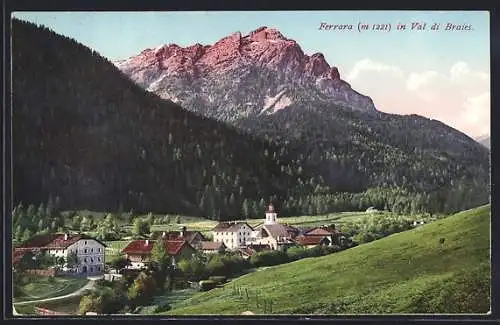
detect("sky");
top-left (12, 11), bottom-right (490, 138)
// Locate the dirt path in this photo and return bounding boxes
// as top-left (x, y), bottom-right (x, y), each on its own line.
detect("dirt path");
top-left (14, 279), bottom-right (95, 306)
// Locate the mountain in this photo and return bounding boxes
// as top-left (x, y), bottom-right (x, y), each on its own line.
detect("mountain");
top-left (115, 26), bottom-right (376, 123)
top-left (12, 19), bottom-right (329, 217)
top-left (163, 205), bottom-right (491, 314)
top-left (117, 27), bottom-right (490, 214)
top-left (475, 134), bottom-right (490, 149)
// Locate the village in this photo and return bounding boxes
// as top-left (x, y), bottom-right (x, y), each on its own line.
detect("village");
top-left (13, 202), bottom-right (432, 315)
top-left (13, 203), bottom-right (346, 276)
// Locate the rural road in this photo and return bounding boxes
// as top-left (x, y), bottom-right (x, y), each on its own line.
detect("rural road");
top-left (14, 279), bottom-right (96, 306)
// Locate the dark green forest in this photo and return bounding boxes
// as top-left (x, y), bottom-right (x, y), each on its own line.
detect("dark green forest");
top-left (11, 19), bottom-right (489, 221)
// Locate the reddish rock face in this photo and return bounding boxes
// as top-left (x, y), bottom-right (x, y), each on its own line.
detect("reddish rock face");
top-left (116, 26), bottom-right (375, 121)
top-left (118, 26), bottom-right (342, 81)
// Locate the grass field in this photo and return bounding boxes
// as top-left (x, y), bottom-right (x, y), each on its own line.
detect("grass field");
top-left (161, 204), bottom-right (490, 315)
top-left (14, 276), bottom-right (89, 303)
top-left (150, 211), bottom-right (384, 232)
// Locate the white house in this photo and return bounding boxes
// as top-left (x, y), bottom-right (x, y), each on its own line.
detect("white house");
top-left (13, 233), bottom-right (106, 275)
top-left (211, 222), bottom-right (253, 249)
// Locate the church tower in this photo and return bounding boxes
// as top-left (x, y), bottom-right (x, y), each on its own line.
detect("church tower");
top-left (265, 203), bottom-right (278, 225)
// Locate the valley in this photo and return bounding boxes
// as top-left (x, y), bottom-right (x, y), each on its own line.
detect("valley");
top-left (10, 15), bottom-right (491, 317)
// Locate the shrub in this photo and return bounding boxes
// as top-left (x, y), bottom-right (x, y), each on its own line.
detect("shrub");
top-left (154, 301), bottom-right (171, 313)
top-left (199, 280), bottom-right (217, 291)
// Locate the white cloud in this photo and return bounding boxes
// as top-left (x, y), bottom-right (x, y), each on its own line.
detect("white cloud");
top-left (346, 59), bottom-right (490, 138)
top-left (346, 58), bottom-right (404, 82)
top-left (406, 71), bottom-right (439, 91)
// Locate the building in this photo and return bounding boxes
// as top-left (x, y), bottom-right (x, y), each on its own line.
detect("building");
top-left (247, 204), bottom-right (299, 250)
top-left (302, 225), bottom-right (343, 246)
top-left (122, 239), bottom-right (196, 269)
top-left (150, 227), bottom-right (205, 249)
top-left (211, 222), bottom-right (253, 249)
top-left (13, 233), bottom-right (106, 275)
top-left (236, 244), bottom-right (272, 260)
top-left (199, 241), bottom-right (226, 255)
top-left (295, 235), bottom-right (332, 249)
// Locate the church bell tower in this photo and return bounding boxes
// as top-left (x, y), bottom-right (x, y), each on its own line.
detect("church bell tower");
top-left (265, 203), bottom-right (277, 225)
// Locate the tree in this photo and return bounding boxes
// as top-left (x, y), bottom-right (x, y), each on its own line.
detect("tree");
top-left (66, 251), bottom-right (79, 271)
top-left (16, 250), bottom-right (36, 272)
top-left (21, 228), bottom-right (32, 243)
top-left (55, 256), bottom-right (66, 270)
top-left (110, 256), bottom-right (131, 271)
top-left (242, 199), bottom-right (250, 218)
top-left (127, 272), bottom-right (157, 306)
top-left (146, 213), bottom-right (154, 227)
top-left (132, 218), bottom-right (150, 237)
top-left (71, 214), bottom-right (82, 230)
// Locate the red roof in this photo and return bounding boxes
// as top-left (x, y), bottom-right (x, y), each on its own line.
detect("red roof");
top-left (305, 226), bottom-right (340, 236)
top-left (16, 233), bottom-right (106, 250)
top-left (122, 239), bottom-right (191, 256)
top-left (295, 235), bottom-right (330, 246)
top-left (12, 249), bottom-right (27, 265)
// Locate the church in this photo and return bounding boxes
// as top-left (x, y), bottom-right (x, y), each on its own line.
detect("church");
top-left (246, 203), bottom-right (298, 250)
top-left (211, 203), bottom-right (299, 251)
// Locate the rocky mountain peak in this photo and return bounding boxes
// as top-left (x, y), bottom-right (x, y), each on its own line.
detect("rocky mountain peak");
top-left (116, 27), bottom-right (376, 121)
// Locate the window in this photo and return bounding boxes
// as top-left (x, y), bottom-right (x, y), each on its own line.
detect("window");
top-left (84, 258), bottom-right (87, 262)
top-left (91, 248), bottom-right (94, 253)
top-left (62, 250), bottom-right (66, 254)
top-left (90, 267), bottom-right (93, 272)
top-left (98, 248), bottom-right (101, 252)
top-left (98, 257), bottom-right (101, 262)
top-left (98, 266), bottom-right (101, 271)
top-left (85, 241), bottom-right (88, 245)
top-left (84, 249), bottom-right (88, 253)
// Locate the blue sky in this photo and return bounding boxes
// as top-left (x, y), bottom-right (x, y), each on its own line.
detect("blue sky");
top-left (12, 11), bottom-right (490, 137)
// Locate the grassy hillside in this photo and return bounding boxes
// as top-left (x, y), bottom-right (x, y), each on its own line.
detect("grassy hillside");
top-left (164, 205), bottom-right (490, 315)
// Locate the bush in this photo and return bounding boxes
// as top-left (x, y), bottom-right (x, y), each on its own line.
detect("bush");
top-left (250, 250), bottom-right (289, 267)
top-left (154, 302), bottom-right (171, 313)
top-left (286, 246), bottom-right (308, 261)
top-left (199, 280), bottom-right (217, 291)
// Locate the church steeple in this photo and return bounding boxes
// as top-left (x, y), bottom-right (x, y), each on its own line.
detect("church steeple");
top-left (265, 203), bottom-right (277, 225)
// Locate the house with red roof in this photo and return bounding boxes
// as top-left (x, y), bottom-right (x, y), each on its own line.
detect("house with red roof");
top-left (13, 233), bottom-right (106, 275)
top-left (122, 239), bottom-right (196, 269)
top-left (301, 225), bottom-right (343, 246)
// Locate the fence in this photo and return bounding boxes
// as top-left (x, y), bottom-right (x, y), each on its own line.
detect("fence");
top-left (34, 307), bottom-right (68, 316)
top-left (26, 268), bottom-right (57, 277)
top-left (225, 283), bottom-right (275, 314)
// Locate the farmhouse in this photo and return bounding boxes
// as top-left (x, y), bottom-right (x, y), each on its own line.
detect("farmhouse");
top-left (122, 239), bottom-right (196, 269)
top-left (303, 225), bottom-right (343, 246)
top-left (200, 241), bottom-right (226, 255)
top-left (150, 226), bottom-right (204, 249)
top-left (13, 233), bottom-right (106, 275)
top-left (211, 222), bottom-right (253, 249)
top-left (236, 244), bottom-right (272, 259)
